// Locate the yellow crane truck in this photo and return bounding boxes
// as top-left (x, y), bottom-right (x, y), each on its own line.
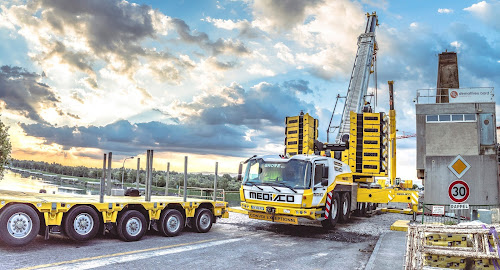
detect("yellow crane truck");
top-left (238, 12), bottom-right (418, 229)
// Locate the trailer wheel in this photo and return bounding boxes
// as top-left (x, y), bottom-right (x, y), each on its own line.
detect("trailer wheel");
top-left (64, 205), bottom-right (99, 241)
top-left (116, 210), bottom-right (147, 242)
top-left (194, 208), bottom-right (213, 233)
top-left (0, 204), bottom-right (40, 246)
top-left (321, 192), bottom-right (340, 229)
top-left (159, 209), bottom-right (184, 237)
top-left (339, 192), bottom-right (351, 223)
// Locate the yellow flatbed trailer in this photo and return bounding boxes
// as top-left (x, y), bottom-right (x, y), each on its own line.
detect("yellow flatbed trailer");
top-left (0, 189), bottom-right (228, 246)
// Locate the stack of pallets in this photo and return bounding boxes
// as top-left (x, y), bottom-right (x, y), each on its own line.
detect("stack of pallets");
top-left (405, 224), bottom-right (500, 270)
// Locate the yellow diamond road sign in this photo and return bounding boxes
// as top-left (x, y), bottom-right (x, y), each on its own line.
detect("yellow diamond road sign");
top-left (448, 155), bottom-right (471, 178)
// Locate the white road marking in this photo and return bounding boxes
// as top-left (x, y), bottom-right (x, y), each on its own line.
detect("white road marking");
top-left (37, 238), bottom-right (242, 270)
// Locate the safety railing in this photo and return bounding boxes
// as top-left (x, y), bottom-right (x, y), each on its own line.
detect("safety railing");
top-left (415, 87), bottom-right (494, 104)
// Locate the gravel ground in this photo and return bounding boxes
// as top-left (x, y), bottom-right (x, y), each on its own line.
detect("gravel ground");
top-left (218, 209), bottom-right (417, 240)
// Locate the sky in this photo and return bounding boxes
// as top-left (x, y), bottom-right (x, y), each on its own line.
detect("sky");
top-left (0, 0), bottom-right (499, 178)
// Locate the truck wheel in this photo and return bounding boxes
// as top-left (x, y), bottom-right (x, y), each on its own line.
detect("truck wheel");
top-left (339, 192), bottom-right (351, 223)
top-left (159, 209), bottom-right (184, 237)
top-left (194, 208), bottom-right (213, 233)
top-left (321, 192), bottom-right (340, 229)
top-left (64, 205), bottom-right (99, 241)
top-left (0, 204), bottom-right (40, 246)
top-left (116, 210), bottom-right (147, 242)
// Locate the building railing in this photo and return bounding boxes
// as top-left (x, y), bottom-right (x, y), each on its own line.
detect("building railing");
top-left (415, 87), bottom-right (494, 104)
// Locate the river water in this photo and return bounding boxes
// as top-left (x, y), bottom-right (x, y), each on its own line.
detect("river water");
top-left (0, 170), bottom-right (94, 195)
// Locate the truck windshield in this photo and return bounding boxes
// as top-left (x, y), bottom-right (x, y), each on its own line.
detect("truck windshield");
top-left (243, 159), bottom-right (311, 189)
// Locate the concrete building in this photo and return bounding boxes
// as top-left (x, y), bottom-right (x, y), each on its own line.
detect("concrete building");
top-left (416, 102), bottom-right (498, 205)
top-left (416, 51), bottom-right (498, 206)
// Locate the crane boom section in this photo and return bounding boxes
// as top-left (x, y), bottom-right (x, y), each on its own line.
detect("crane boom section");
top-left (337, 13), bottom-right (378, 142)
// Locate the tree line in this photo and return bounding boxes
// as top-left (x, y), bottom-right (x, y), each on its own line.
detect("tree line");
top-left (10, 159), bottom-right (241, 191)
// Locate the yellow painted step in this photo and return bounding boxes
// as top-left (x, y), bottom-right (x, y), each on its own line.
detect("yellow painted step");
top-left (390, 220), bottom-right (410, 232)
top-left (227, 207), bottom-right (248, 215)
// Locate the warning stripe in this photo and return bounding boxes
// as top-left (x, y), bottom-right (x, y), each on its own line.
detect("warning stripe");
top-left (325, 191), bottom-right (333, 219)
top-left (411, 193), bottom-right (418, 204)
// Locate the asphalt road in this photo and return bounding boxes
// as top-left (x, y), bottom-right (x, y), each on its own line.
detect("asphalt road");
top-left (0, 212), bottom-right (403, 270)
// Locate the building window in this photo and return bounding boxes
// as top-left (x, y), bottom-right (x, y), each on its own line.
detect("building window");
top-left (464, 114), bottom-right (476, 121)
top-left (426, 115), bottom-right (438, 122)
top-left (439, 115), bottom-right (451, 122)
top-left (426, 114), bottom-right (477, 123)
top-left (452, 114), bottom-right (463, 121)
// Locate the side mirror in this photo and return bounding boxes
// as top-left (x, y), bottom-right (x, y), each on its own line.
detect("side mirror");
top-left (322, 166), bottom-right (329, 178)
top-left (321, 179), bottom-right (329, 186)
top-left (237, 163), bottom-right (243, 182)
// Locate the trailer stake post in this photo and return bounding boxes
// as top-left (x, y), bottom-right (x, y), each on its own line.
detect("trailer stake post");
top-left (136, 158), bottom-right (140, 190)
top-left (100, 153), bottom-right (107, 203)
top-left (148, 150), bottom-right (154, 201)
top-left (106, 152), bottom-right (112, 196)
top-left (165, 162), bottom-right (170, 196)
top-left (183, 156), bottom-right (187, 202)
top-left (213, 162), bottom-right (218, 202)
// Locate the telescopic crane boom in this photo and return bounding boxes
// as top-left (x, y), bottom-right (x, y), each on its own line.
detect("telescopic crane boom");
top-left (335, 12), bottom-right (378, 142)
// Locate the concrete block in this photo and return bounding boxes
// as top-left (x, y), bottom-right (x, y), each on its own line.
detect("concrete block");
top-left (390, 220), bottom-right (410, 232)
top-left (477, 209), bottom-right (492, 224)
top-left (111, 189), bottom-right (125, 196)
top-left (491, 208), bottom-right (500, 223)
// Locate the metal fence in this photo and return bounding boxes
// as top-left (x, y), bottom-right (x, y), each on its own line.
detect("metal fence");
top-left (421, 203), bottom-right (498, 224)
top-left (177, 186), bottom-right (225, 201)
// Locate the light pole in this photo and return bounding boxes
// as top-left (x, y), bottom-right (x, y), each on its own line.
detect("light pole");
top-left (121, 156), bottom-right (134, 189)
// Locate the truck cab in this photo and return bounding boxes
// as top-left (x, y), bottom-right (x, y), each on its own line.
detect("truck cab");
top-left (240, 155), bottom-right (355, 228)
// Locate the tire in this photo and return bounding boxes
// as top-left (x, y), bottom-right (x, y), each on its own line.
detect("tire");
top-left (339, 192), bottom-right (351, 223)
top-left (63, 205), bottom-right (100, 241)
top-left (0, 204), bottom-right (40, 246)
top-left (194, 208), bottom-right (213, 233)
top-left (321, 192), bottom-right (340, 229)
top-left (116, 210), bottom-right (147, 242)
top-left (159, 209), bottom-right (184, 237)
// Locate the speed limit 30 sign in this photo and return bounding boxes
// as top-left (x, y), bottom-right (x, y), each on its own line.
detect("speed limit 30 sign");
top-left (448, 180), bottom-right (469, 203)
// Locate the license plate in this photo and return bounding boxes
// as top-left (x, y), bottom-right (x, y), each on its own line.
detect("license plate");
top-left (251, 205), bottom-right (264, 211)
top-left (248, 212), bottom-right (298, 225)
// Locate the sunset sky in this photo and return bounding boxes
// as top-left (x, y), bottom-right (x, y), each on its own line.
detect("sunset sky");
top-left (0, 0), bottom-right (499, 177)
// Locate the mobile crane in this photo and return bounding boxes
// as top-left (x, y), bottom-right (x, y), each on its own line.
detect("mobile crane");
top-left (238, 12), bottom-right (419, 228)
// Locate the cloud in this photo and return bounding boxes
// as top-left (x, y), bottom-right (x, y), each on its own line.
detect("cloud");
top-left (203, 17), bottom-right (262, 39)
top-left (247, 63), bottom-right (275, 76)
top-left (19, 120), bottom-right (257, 155)
top-left (19, 81), bottom-right (315, 156)
top-left (464, 1), bottom-right (500, 32)
top-left (202, 0), bottom-right (366, 81)
top-left (0, 0), bottom-right (250, 101)
top-left (437, 8), bottom-right (453, 14)
top-left (171, 18), bottom-right (250, 56)
top-left (448, 23), bottom-right (500, 80)
top-left (283, 80), bottom-right (312, 94)
top-left (0, 65), bottom-right (59, 124)
top-left (251, 0), bottom-right (322, 32)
